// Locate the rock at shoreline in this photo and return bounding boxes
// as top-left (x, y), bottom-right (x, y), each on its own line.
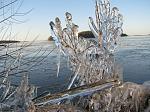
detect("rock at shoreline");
top-left (121, 33), bottom-right (128, 37)
top-left (48, 36), bottom-right (54, 41)
top-left (78, 31), bottom-right (95, 38)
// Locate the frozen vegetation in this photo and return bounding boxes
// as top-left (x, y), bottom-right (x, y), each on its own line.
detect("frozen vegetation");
top-left (0, 0), bottom-right (150, 112)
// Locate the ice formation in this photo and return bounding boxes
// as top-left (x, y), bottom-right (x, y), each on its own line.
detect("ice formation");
top-left (0, 74), bottom-right (35, 111)
top-left (13, 74), bottom-right (35, 112)
top-left (89, 0), bottom-right (123, 53)
top-left (49, 0), bottom-right (122, 90)
top-left (0, 0), bottom-right (150, 111)
top-left (46, 0), bottom-right (150, 111)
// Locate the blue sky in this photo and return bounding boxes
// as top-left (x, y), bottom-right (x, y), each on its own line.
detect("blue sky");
top-left (13, 0), bottom-right (150, 40)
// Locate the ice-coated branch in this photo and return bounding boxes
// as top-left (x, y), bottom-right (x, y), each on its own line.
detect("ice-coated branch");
top-left (49, 8), bottom-right (123, 89)
top-left (12, 74), bottom-right (35, 112)
top-left (34, 78), bottom-right (120, 105)
top-left (89, 0), bottom-right (123, 53)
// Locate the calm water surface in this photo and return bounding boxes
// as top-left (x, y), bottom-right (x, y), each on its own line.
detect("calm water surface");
top-left (115, 36), bottom-right (150, 84)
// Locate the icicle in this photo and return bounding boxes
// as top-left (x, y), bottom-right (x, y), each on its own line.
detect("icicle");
top-left (67, 64), bottom-right (81, 89)
top-left (56, 46), bottom-right (61, 77)
top-left (88, 17), bottom-right (98, 41)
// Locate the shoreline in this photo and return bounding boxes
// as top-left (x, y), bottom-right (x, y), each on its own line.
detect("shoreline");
top-left (0, 40), bottom-right (20, 44)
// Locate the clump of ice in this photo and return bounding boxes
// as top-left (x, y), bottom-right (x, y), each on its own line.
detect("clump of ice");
top-left (12, 74), bottom-right (35, 112)
top-left (47, 0), bottom-right (150, 111)
top-left (49, 0), bottom-right (123, 89)
top-left (88, 0), bottom-right (123, 53)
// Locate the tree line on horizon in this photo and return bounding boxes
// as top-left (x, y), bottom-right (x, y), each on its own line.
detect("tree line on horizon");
top-left (48, 31), bottom-right (128, 41)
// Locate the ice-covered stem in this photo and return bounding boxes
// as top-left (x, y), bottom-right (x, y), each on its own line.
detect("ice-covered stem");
top-left (0, 71), bottom-right (11, 103)
top-left (49, 11), bottom-right (122, 87)
top-left (49, 12), bottom-right (79, 53)
top-left (34, 78), bottom-right (119, 105)
top-left (95, 0), bottom-right (102, 48)
top-left (67, 63), bottom-right (81, 89)
top-left (13, 74), bottom-right (35, 112)
top-left (89, 0), bottom-right (123, 53)
top-left (49, 12), bottom-right (80, 80)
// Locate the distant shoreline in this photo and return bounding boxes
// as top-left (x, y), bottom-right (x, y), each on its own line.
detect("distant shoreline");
top-left (48, 31), bottom-right (150, 41)
top-left (0, 40), bottom-right (20, 44)
top-left (130, 34), bottom-right (150, 36)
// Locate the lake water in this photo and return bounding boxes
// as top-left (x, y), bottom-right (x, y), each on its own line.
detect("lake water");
top-left (8, 36), bottom-right (150, 94)
top-left (116, 36), bottom-right (150, 84)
